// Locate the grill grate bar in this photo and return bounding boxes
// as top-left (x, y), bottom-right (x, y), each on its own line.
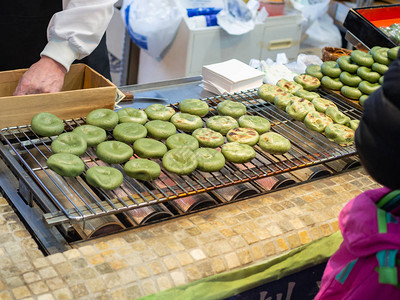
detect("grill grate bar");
top-left (0, 89), bottom-right (359, 223)
top-left (153, 173), bottom-right (180, 198)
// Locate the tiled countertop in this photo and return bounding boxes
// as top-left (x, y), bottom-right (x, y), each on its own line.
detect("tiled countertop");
top-left (0, 167), bottom-right (380, 300)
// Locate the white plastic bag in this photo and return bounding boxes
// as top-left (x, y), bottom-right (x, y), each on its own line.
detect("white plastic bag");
top-left (250, 52), bottom-right (323, 84)
top-left (289, 0), bottom-right (341, 48)
top-left (217, 0), bottom-right (259, 35)
top-left (302, 15), bottom-right (342, 49)
top-left (121, 0), bottom-right (182, 59)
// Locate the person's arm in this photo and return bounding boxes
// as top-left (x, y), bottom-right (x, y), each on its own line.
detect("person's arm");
top-left (355, 51), bottom-right (400, 189)
top-left (14, 0), bottom-right (117, 95)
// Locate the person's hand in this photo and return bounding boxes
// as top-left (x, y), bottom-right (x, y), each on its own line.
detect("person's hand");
top-left (13, 56), bottom-right (67, 95)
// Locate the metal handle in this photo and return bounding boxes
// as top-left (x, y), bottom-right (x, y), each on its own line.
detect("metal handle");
top-left (121, 91), bottom-right (134, 102)
top-left (268, 39), bottom-right (292, 50)
top-left (119, 91), bottom-right (168, 102)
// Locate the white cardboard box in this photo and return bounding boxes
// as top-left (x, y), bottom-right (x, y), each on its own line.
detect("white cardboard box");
top-left (138, 12), bottom-right (302, 84)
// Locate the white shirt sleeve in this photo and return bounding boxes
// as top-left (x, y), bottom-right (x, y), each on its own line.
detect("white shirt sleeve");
top-left (41, 0), bottom-right (117, 71)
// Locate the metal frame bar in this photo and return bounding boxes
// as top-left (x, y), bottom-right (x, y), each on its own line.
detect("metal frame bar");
top-left (0, 148), bottom-right (69, 254)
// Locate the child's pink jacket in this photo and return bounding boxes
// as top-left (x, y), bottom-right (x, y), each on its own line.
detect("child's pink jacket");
top-left (316, 187), bottom-right (400, 299)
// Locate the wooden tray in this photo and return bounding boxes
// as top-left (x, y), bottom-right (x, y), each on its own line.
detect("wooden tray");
top-left (0, 64), bottom-right (117, 128)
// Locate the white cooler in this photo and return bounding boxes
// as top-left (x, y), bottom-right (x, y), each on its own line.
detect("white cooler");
top-left (137, 11), bottom-right (303, 84)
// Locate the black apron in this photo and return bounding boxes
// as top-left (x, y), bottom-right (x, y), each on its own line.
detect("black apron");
top-left (0, 1), bottom-right (111, 80)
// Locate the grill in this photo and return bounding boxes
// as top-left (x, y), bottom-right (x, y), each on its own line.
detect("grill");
top-left (0, 85), bottom-right (362, 252)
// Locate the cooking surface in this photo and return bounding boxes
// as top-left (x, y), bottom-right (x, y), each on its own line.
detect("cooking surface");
top-left (0, 85), bottom-right (361, 225)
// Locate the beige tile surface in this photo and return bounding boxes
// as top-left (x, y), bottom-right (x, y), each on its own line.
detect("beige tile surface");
top-left (0, 168), bottom-right (381, 299)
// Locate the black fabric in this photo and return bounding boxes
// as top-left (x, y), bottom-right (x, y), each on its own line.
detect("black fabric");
top-left (0, 1), bottom-right (111, 80)
top-left (0, 1), bottom-right (62, 71)
top-left (355, 51), bottom-right (400, 189)
top-left (77, 34), bottom-right (111, 80)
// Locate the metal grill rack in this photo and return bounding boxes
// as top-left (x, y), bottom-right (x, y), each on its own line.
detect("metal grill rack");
top-left (0, 88), bottom-right (361, 229)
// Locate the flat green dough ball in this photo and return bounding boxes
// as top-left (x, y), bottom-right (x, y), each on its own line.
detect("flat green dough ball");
top-left (51, 132), bottom-right (87, 156)
top-left (372, 62), bottom-right (389, 75)
top-left (238, 115), bottom-right (271, 134)
top-left (350, 50), bottom-right (374, 67)
top-left (293, 74), bottom-right (321, 91)
top-left (358, 81), bottom-right (380, 95)
top-left (217, 100), bottom-right (247, 119)
top-left (295, 89), bottom-right (320, 101)
top-left (324, 124), bottom-right (355, 145)
top-left (286, 98), bottom-right (316, 121)
top-left (339, 72), bottom-right (362, 87)
top-left (124, 159), bottom-right (161, 181)
top-left (31, 112), bottom-right (64, 137)
top-left (311, 98), bottom-right (337, 113)
top-left (359, 94), bottom-right (369, 107)
top-left (305, 64), bottom-right (323, 79)
top-left (47, 153), bottom-right (85, 177)
top-left (192, 128), bottom-right (225, 148)
top-left (226, 127), bottom-right (260, 146)
top-left (170, 113), bottom-right (203, 132)
top-left (388, 46), bottom-right (399, 60)
top-left (221, 142), bottom-right (256, 164)
top-left (368, 46), bottom-right (381, 55)
top-left (145, 104), bottom-right (175, 121)
top-left (325, 106), bottom-right (350, 126)
top-left (117, 107), bottom-right (147, 124)
top-left (206, 116), bottom-right (238, 135)
top-left (179, 99), bottom-right (209, 117)
top-left (86, 166), bottom-right (123, 190)
top-left (96, 141), bottom-right (133, 164)
top-left (145, 120), bottom-right (176, 140)
top-left (166, 133), bottom-right (199, 151)
top-left (357, 66), bottom-right (380, 83)
top-left (349, 120), bottom-right (360, 131)
top-left (277, 79), bottom-right (303, 94)
top-left (113, 122), bottom-right (147, 144)
top-left (337, 56), bottom-right (359, 73)
top-left (162, 148), bottom-right (198, 175)
top-left (195, 148), bottom-right (225, 172)
top-left (340, 86), bottom-right (362, 100)
top-left (321, 61), bottom-right (341, 78)
top-left (133, 138), bottom-right (167, 159)
top-left (73, 125), bottom-right (107, 147)
top-left (258, 132), bottom-right (291, 155)
top-left (304, 111), bottom-right (333, 133)
top-left (86, 108), bottom-right (119, 130)
top-left (321, 76), bottom-right (344, 91)
top-left (372, 47), bottom-right (390, 65)
top-left (274, 93), bottom-right (298, 110)
top-left (257, 84), bottom-right (287, 103)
